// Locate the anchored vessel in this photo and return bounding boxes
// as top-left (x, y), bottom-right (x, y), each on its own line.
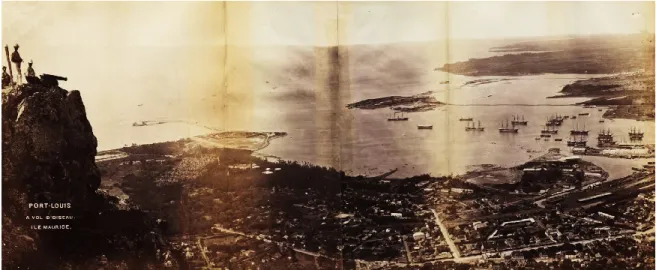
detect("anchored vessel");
top-left (417, 125), bottom-right (433, 130)
top-left (567, 135), bottom-right (587, 147)
top-left (629, 127), bottom-right (644, 141)
top-left (476, 121), bottom-right (485, 131)
top-left (466, 121), bottom-right (486, 131)
top-left (499, 120), bottom-right (518, 133)
top-left (570, 122), bottom-right (589, 136)
top-left (597, 129), bottom-right (616, 147)
top-left (541, 125), bottom-right (558, 135)
top-left (387, 111), bottom-right (408, 121)
top-left (511, 115), bottom-right (528, 125)
top-left (546, 115), bottom-right (564, 126)
top-left (459, 117), bottom-right (473, 121)
top-left (465, 121), bottom-right (477, 131)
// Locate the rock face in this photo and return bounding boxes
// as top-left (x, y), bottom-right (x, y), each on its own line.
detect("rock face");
top-left (3, 84), bottom-right (100, 217)
top-left (2, 83), bottom-right (169, 269)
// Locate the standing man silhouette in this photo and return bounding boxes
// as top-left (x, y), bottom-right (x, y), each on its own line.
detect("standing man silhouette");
top-left (26, 60), bottom-right (35, 78)
top-left (2, 66), bottom-right (11, 88)
top-left (10, 44), bottom-right (23, 84)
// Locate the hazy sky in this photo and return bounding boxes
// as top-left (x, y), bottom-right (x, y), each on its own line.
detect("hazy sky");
top-left (3, 2), bottom-right (653, 47)
top-left (243, 1), bottom-right (654, 45)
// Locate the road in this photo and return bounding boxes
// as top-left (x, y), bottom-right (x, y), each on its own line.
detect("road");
top-left (203, 223), bottom-right (654, 268)
top-left (196, 237), bottom-right (211, 269)
top-left (431, 209), bottom-right (461, 259)
top-left (208, 225), bottom-right (336, 260)
top-left (448, 228), bottom-right (650, 263)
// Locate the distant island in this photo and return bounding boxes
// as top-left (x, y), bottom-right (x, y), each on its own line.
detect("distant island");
top-left (439, 34), bottom-right (654, 76)
top-left (346, 91), bottom-right (444, 112)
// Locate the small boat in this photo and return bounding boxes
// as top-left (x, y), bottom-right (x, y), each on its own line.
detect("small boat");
top-left (583, 105), bottom-right (596, 108)
top-left (418, 125), bottom-right (433, 130)
top-left (540, 134), bottom-right (551, 138)
top-left (555, 138), bottom-right (563, 141)
top-left (459, 117), bottom-right (473, 121)
top-left (571, 116), bottom-right (577, 119)
top-left (544, 138), bottom-right (550, 141)
top-left (535, 137), bottom-right (541, 140)
top-left (598, 109), bottom-right (603, 112)
top-left (578, 113), bottom-right (589, 116)
top-left (599, 120), bottom-right (605, 123)
top-left (388, 112), bottom-right (409, 121)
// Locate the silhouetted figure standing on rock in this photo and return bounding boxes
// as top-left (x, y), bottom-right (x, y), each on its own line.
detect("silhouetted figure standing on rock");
top-left (11, 44), bottom-right (23, 84)
top-left (2, 66), bottom-right (11, 88)
top-left (26, 60), bottom-right (35, 78)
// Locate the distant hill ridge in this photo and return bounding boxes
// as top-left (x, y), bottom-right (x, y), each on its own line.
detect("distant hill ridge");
top-left (439, 34), bottom-right (655, 76)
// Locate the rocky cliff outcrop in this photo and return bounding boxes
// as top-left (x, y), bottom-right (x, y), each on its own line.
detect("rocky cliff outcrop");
top-left (3, 84), bottom-right (100, 216)
top-left (2, 83), bottom-right (172, 269)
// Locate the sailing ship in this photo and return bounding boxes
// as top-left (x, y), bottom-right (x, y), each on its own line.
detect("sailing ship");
top-left (541, 125), bottom-right (558, 134)
top-left (629, 127), bottom-right (644, 141)
top-left (476, 121), bottom-right (485, 131)
top-left (567, 135), bottom-right (587, 147)
top-left (466, 121), bottom-right (485, 131)
top-left (498, 120), bottom-right (518, 133)
top-left (546, 115), bottom-right (563, 126)
top-left (387, 111), bottom-right (409, 121)
top-left (597, 129), bottom-right (616, 147)
top-left (465, 121), bottom-right (477, 131)
top-left (511, 115), bottom-right (528, 125)
top-left (570, 122), bottom-right (589, 135)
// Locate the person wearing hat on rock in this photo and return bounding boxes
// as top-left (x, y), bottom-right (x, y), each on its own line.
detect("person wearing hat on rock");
top-left (2, 66), bottom-right (10, 88)
top-left (26, 60), bottom-right (35, 78)
top-left (10, 44), bottom-right (23, 83)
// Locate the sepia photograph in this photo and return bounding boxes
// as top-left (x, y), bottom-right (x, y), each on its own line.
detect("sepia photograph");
top-left (1, 1), bottom-right (655, 269)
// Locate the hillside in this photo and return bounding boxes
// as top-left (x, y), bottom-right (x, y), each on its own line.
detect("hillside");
top-left (551, 72), bottom-right (655, 120)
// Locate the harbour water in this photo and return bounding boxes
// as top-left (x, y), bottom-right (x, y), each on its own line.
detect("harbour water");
top-left (257, 73), bottom-right (655, 178)
top-left (67, 41), bottom-right (653, 180)
top-left (89, 70), bottom-right (654, 179)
